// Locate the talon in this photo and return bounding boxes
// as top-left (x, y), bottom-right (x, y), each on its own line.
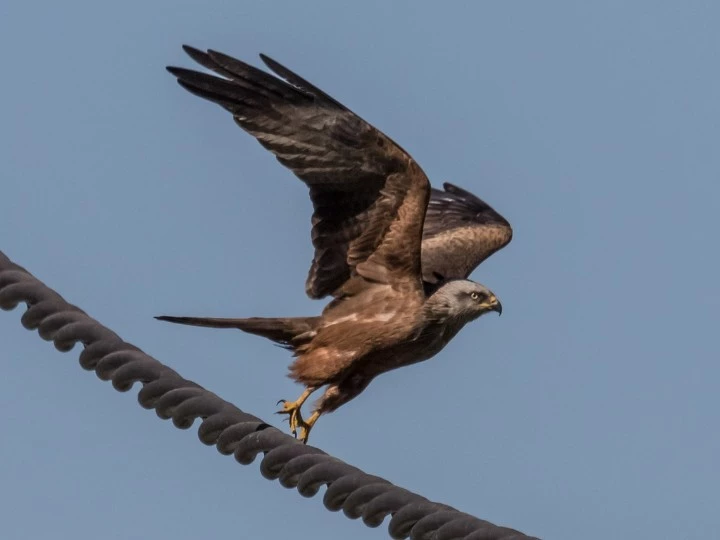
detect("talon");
top-left (297, 411), bottom-right (320, 444)
top-left (275, 398), bottom-right (306, 437)
top-left (273, 387), bottom-right (318, 441)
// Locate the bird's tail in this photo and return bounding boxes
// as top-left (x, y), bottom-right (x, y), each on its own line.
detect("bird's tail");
top-left (155, 315), bottom-right (320, 350)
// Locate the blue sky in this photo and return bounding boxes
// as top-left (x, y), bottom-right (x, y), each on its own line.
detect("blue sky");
top-left (2, 2), bottom-right (718, 539)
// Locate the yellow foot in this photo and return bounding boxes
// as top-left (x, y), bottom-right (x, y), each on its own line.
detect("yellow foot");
top-left (275, 400), bottom-right (321, 444)
top-left (276, 399), bottom-right (307, 439)
top-left (297, 411), bottom-right (320, 444)
top-left (275, 387), bottom-right (318, 443)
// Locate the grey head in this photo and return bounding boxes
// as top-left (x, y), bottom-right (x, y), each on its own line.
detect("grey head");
top-left (424, 279), bottom-right (502, 325)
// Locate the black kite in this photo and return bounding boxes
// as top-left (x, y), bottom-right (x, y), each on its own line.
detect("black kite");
top-left (157, 46), bottom-right (512, 442)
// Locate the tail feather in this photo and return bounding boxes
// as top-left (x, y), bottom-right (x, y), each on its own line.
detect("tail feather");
top-left (155, 315), bottom-right (320, 349)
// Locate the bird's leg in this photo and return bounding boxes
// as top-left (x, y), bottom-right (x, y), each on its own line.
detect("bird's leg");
top-left (297, 410), bottom-right (320, 444)
top-left (294, 377), bottom-right (372, 443)
top-left (276, 387), bottom-right (316, 439)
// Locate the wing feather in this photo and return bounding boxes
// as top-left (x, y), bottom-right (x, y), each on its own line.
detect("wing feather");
top-left (168, 46), bottom-right (430, 299)
top-left (421, 182), bottom-right (512, 284)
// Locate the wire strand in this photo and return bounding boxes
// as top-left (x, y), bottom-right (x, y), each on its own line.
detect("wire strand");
top-left (0, 250), bottom-right (538, 540)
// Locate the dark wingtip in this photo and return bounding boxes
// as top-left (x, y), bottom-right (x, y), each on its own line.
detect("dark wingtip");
top-left (442, 182), bottom-right (472, 197)
top-left (182, 44), bottom-right (202, 56)
top-left (258, 53), bottom-right (288, 80)
top-left (178, 45), bottom-right (217, 71)
top-left (258, 53), bottom-right (276, 69)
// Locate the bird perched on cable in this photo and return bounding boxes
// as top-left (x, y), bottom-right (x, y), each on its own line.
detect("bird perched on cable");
top-left (158, 46), bottom-right (513, 443)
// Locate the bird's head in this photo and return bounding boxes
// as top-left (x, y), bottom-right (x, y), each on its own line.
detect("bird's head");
top-left (425, 279), bottom-right (502, 323)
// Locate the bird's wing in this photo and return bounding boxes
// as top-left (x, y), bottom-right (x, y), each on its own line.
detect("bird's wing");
top-left (421, 182), bottom-right (512, 284)
top-left (167, 46), bottom-right (430, 299)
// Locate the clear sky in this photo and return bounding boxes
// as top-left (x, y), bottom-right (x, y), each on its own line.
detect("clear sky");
top-left (1, 2), bottom-right (718, 539)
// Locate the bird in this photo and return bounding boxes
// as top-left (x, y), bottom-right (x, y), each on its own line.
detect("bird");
top-left (157, 45), bottom-right (513, 443)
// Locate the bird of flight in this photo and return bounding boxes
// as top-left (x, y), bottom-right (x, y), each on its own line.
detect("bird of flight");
top-left (158, 46), bottom-right (513, 443)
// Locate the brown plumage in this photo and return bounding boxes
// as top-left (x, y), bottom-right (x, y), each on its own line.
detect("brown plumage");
top-left (157, 46), bottom-right (511, 442)
top-left (423, 182), bottom-right (512, 287)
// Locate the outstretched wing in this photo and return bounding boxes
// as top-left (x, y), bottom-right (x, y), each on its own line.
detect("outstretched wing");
top-left (421, 182), bottom-right (512, 284)
top-left (167, 46), bottom-right (430, 299)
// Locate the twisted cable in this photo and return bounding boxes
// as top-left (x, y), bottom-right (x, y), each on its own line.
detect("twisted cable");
top-left (0, 250), bottom-right (538, 540)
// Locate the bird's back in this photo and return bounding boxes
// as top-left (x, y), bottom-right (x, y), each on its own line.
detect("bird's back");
top-left (288, 284), bottom-right (426, 386)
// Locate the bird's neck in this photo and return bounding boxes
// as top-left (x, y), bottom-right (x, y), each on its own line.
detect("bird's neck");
top-left (423, 296), bottom-right (469, 328)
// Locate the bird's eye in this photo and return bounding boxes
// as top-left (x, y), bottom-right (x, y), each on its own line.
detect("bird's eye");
top-left (470, 292), bottom-right (480, 300)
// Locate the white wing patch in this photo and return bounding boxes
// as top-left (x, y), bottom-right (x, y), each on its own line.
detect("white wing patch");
top-left (326, 310), bottom-right (397, 327)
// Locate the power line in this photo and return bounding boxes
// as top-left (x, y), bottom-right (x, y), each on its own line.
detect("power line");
top-left (0, 250), bottom-right (538, 540)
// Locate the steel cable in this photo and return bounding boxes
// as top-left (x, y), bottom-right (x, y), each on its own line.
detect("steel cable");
top-left (0, 250), bottom-right (539, 540)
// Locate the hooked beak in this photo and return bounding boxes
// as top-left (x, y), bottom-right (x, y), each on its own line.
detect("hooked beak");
top-left (490, 296), bottom-right (502, 316)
